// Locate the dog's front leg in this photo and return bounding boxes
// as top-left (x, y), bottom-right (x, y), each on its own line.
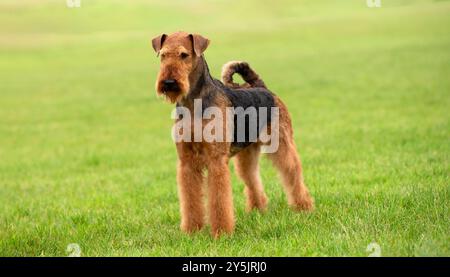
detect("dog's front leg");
top-left (207, 155), bottom-right (235, 237)
top-left (177, 158), bottom-right (205, 233)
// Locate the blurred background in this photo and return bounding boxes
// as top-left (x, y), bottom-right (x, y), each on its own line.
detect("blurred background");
top-left (0, 0), bottom-right (448, 256)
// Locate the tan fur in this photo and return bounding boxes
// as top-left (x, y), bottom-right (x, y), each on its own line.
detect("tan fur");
top-left (152, 31), bottom-right (313, 238)
top-left (266, 97), bottom-right (314, 211)
top-left (234, 143), bottom-right (268, 211)
top-left (154, 32), bottom-right (196, 103)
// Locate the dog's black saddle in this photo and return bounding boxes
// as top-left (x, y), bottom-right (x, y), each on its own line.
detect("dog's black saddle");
top-left (223, 86), bottom-right (275, 149)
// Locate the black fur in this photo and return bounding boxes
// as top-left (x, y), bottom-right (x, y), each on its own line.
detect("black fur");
top-left (221, 85), bottom-right (275, 148)
top-left (181, 57), bottom-right (275, 151)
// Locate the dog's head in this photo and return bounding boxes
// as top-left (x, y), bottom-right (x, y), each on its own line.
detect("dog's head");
top-left (152, 31), bottom-right (210, 103)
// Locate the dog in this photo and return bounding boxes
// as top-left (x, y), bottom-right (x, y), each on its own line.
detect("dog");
top-left (151, 31), bottom-right (313, 237)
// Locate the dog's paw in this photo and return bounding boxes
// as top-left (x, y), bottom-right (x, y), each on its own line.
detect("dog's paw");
top-left (211, 226), bottom-right (234, 239)
top-left (180, 221), bottom-right (204, 234)
top-left (291, 196), bottom-right (314, 212)
top-left (246, 193), bottom-right (268, 213)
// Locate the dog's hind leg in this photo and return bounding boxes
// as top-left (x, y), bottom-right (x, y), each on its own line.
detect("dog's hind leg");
top-left (267, 138), bottom-right (314, 211)
top-left (267, 98), bottom-right (314, 211)
top-left (234, 144), bottom-right (268, 212)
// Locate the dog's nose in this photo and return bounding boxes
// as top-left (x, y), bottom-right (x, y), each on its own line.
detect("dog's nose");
top-left (162, 79), bottom-right (179, 91)
top-left (163, 79), bottom-right (176, 86)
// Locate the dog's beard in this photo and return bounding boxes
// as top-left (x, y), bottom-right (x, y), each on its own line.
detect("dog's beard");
top-left (155, 78), bottom-right (190, 104)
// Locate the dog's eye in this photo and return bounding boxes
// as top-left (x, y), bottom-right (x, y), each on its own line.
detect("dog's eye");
top-left (180, 53), bottom-right (189, 59)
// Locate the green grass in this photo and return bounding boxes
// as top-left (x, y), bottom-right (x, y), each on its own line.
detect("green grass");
top-left (0, 0), bottom-right (449, 256)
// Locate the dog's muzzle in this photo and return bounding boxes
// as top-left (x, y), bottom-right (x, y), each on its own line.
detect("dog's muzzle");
top-left (162, 79), bottom-right (180, 93)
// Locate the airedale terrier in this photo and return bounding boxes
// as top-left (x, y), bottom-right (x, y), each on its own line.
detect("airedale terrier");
top-left (151, 31), bottom-right (313, 237)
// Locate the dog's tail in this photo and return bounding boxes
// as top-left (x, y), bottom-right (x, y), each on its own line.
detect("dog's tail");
top-left (221, 61), bottom-right (266, 89)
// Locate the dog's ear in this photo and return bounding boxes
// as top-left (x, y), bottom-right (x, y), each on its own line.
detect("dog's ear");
top-left (189, 34), bottom-right (210, 57)
top-left (151, 34), bottom-right (167, 57)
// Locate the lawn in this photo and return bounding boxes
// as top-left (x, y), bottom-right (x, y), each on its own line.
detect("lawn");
top-left (0, 0), bottom-right (449, 256)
